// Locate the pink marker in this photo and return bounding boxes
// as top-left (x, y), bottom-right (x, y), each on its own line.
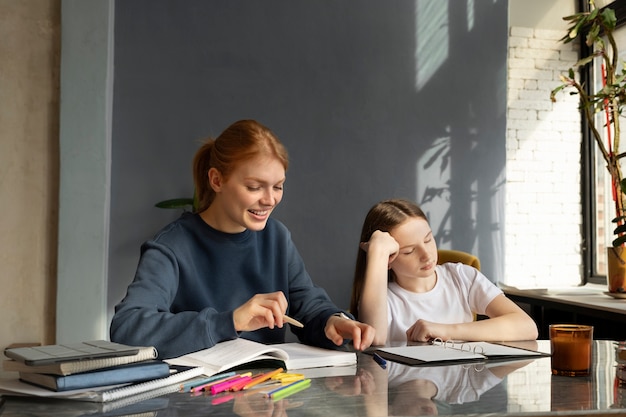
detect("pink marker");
top-left (210, 375), bottom-right (252, 395)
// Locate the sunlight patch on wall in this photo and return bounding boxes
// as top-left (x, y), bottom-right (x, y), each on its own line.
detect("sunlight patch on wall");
top-left (415, 0), bottom-right (449, 91)
top-left (467, 0), bottom-right (474, 31)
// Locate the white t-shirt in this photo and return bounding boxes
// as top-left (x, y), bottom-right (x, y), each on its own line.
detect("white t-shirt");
top-left (387, 262), bottom-right (503, 342)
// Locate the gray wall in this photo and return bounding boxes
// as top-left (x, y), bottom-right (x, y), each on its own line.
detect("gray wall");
top-left (108, 0), bottom-right (508, 321)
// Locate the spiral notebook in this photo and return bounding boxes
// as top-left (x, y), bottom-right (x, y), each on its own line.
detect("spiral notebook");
top-left (373, 340), bottom-right (548, 366)
top-left (0, 365), bottom-right (205, 403)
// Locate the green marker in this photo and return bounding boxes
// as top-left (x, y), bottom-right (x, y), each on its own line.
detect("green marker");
top-left (270, 378), bottom-right (311, 401)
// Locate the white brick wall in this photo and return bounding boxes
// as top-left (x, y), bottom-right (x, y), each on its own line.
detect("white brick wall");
top-left (505, 27), bottom-right (582, 288)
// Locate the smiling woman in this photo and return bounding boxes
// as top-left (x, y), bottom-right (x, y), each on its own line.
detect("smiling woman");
top-left (199, 154), bottom-right (286, 233)
top-left (109, 119), bottom-right (375, 359)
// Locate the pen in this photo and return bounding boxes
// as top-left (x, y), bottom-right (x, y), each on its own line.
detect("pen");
top-left (283, 315), bottom-right (304, 328)
top-left (268, 378), bottom-right (311, 400)
top-left (373, 352), bottom-right (387, 369)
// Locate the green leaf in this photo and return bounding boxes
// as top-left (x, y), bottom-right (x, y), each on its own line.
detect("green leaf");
top-left (562, 12), bottom-right (586, 22)
top-left (586, 24), bottom-right (600, 45)
top-left (550, 85), bottom-right (566, 102)
top-left (155, 198), bottom-right (195, 209)
top-left (615, 222), bottom-right (626, 233)
top-left (601, 8), bottom-right (617, 30)
top-left (613, 235), bottom-right (626, 247)
top-left (575, 55), bottom-right (595, 67)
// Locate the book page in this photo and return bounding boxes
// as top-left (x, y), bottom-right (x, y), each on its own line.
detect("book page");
top-left (276, 343), bottom-right (356, 369)
top-left (460, 342), bottom-right (545, 358)
top-left (166, 339), bottom-right (288, 374)
top-left (377, 345), bottom-right (485, 363)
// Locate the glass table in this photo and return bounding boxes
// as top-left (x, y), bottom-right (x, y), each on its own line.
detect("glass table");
top-left (1, 340), bottom-right (625, 416)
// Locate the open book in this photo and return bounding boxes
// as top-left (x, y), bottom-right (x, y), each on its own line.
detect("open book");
top-left (166, 339), bottom-right (356, 376)
top-left (373, 341), bottom-right (549, 366)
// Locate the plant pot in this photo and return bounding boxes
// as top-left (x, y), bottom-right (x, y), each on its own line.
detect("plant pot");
top-left (607, 247), bottom-right (626, 293)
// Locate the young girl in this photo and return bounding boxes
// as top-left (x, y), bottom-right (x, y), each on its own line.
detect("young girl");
top-left (350, 199), bottom-right (537, 346)
top-left (111, 120), bottom-right (374, 358)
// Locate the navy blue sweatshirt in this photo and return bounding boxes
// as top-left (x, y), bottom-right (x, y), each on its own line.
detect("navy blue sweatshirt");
top-left (110, 212), bottom-right (344, 359)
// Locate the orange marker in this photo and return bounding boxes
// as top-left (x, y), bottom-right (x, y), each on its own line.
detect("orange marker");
top-left (243, 368), bottom-right (284, 390)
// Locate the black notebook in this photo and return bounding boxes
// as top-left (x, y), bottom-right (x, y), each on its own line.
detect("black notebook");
top-left (373, 340), bottom-right (549, 366)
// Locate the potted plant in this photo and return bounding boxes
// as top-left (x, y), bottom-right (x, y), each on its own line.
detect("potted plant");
top-left (550, 1), bottom-right (626, 293)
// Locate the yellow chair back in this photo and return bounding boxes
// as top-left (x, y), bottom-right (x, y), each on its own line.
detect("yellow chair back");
top-left (437, 249), bottom-right (481, 270)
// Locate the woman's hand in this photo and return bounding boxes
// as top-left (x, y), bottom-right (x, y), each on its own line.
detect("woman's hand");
top-left (233, 291), bottom-right (288, 332)
top-left (324, 314), bottom-right (375, 350)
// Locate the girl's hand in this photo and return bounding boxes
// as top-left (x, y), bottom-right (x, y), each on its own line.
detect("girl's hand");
top-left (360, 230), bottom-right (400, 267)
top-left (233, 291), bottom-right (288, 332)
top-left (405, 319), bottom-right (451, 342)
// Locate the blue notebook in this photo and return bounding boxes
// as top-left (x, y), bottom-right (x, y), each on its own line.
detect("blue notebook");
top-left (18, 360), bottom-right (171, 392)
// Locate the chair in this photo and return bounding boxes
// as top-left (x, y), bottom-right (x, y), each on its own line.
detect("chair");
top-left (437, 249), bottom-right (481, 271)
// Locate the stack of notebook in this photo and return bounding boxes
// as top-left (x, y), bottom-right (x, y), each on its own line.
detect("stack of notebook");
top-left (2, 340), bottom-right (168, 392)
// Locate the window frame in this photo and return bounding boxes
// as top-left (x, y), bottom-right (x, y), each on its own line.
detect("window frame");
top-left (582, 0), bottom-right (626, 284)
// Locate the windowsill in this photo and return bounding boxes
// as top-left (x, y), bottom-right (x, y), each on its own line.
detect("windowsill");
top-left (501, 283), bottom-right (626, 315)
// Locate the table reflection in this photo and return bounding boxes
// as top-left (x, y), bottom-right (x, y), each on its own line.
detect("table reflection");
top-left (323, 349), bottom-right (534, 416)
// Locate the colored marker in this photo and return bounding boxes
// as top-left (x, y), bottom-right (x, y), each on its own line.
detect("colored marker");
top-left (265, 378), bottom-right (309, 398)
top-left (243, 367), bottom-right (284, 390)
top-left (230, 374), bottom-right (261, 392)
top-left (210, 373), bottom-right (252, 395)
top-left (272, 372), bottom-right (305, 384)
top-left (191, 373), bottom-right (240, 393)
top-left (182, 372), bottom-right (236, 392)
top-left (269, 378), bottom-right (311, 400)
